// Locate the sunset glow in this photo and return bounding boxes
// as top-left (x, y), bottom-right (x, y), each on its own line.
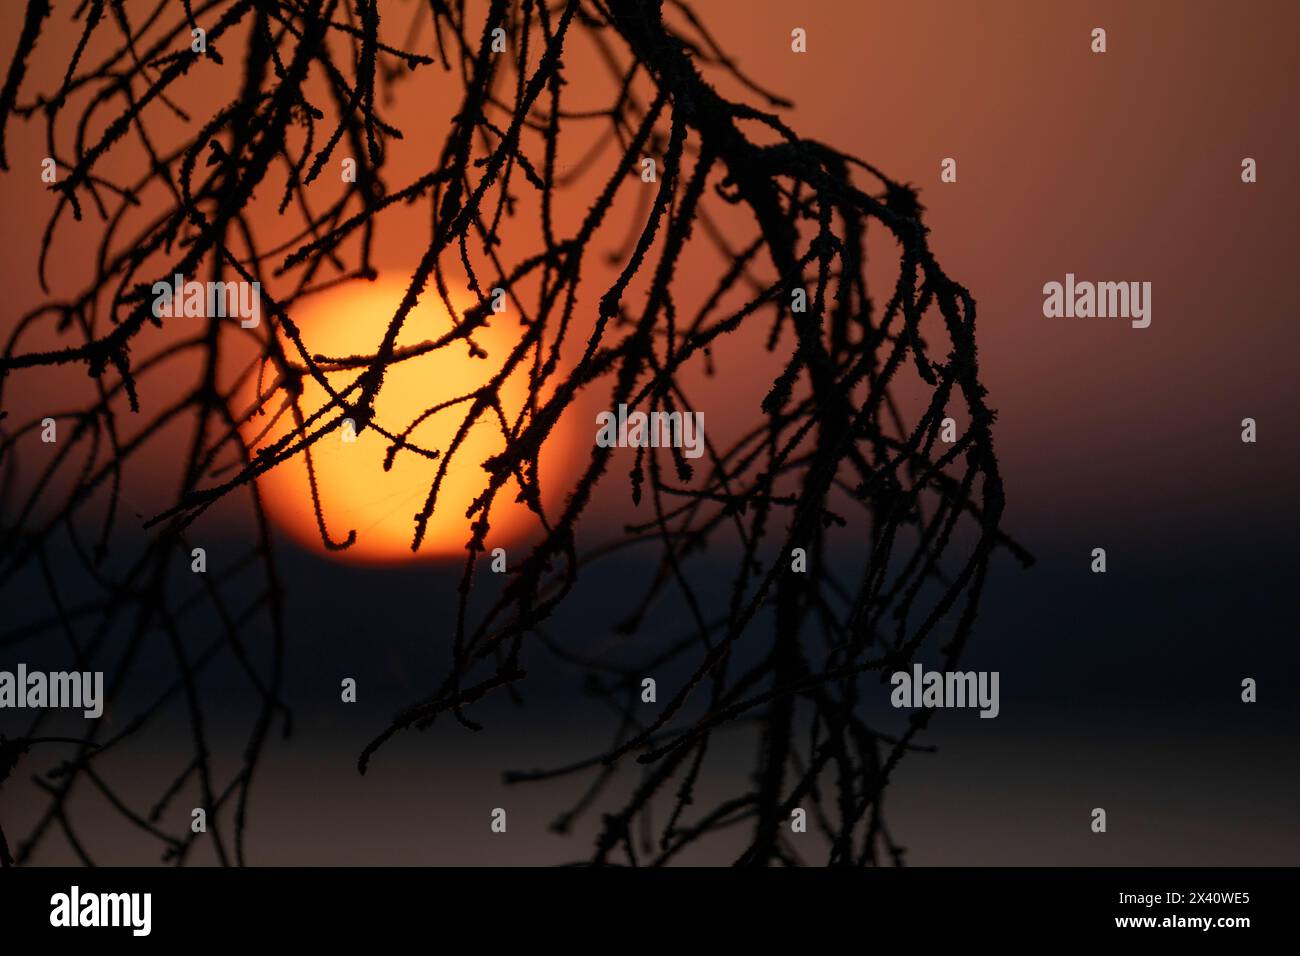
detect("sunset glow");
top-left (240, 275), bottom-right (551, 563)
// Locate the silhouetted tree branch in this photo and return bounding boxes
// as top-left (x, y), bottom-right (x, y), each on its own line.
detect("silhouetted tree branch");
top-left (0, 0), bottom-right (1026, 866)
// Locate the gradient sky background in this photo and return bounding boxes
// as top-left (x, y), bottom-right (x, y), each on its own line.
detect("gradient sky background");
top-left (1, 1), bottom-right (1297, 865)
top-left (3, 0), bottom-right (1296, 536)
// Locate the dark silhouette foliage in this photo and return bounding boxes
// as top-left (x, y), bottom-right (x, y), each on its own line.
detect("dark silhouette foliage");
top-left (0, 0), bottom-right (1027, 866)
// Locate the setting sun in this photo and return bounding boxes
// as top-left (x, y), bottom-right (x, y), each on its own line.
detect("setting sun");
top-left (239, 274), bottom-right (558, 563)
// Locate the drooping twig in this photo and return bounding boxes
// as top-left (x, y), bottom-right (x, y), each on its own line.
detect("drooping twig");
top-left (0, 0), bottom-right (1025, 866)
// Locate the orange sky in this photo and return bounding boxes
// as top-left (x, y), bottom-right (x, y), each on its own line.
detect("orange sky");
top-left (2, 0), bottom-right (1296, 560)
